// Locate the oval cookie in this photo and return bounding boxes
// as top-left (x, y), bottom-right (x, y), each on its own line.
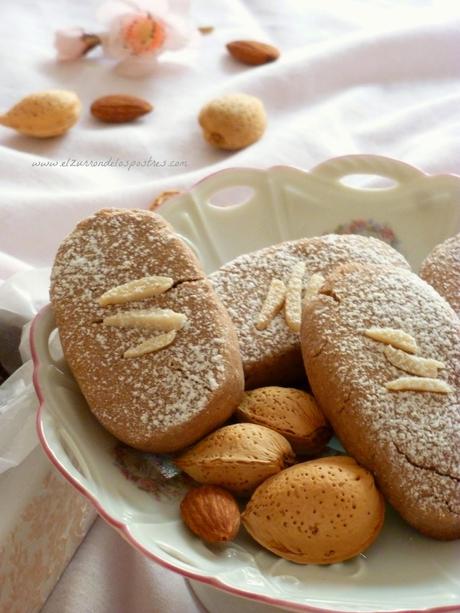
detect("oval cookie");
top-left (210, 235), bottom-right (410, 389)
top-left (51, 209), bottom-right (244, 452)
top-left (420, 233), bottom-right (460, 316)
top-left (301, 263), bottom-right (460, 540)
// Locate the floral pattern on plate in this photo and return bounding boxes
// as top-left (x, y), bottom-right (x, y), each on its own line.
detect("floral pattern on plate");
top-left (332, 218), bottom-right (400, 250)
top-left (114, 443), bottom-right (191, 500)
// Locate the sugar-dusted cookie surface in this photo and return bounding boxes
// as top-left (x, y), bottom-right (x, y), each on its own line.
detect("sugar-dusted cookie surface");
top-left (51, 209), bottom-right (244, 453)
top-left (301, 263), bottom-right (460, 540)
top-left (210, 235), bottom-right (410, 389)
top-left (420, 232), bottom-right (460, 316)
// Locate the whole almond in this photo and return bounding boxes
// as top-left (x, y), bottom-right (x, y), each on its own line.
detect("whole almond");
top-left (175, 423), bottom-right (294, 495)
top-left (198, 93), bottom-right (266, 150)
top-left (226, 40), bottom-right (280, 66)
top-left (242, 456), bottom-right (385, 565)
top-left (237, 387), bottom-right (332, 455)
top-left (0, 90), bottom-right (81, 138)
top-left (90, 95), bottom-right (153, 124)
top-left (180, 485), bottom-right (240, 543)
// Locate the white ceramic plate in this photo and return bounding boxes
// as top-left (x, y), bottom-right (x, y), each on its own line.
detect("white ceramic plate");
top-left (32, 155), bottom-right (460, 613)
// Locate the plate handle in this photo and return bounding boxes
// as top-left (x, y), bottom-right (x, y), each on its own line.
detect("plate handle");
top-left (191, 167), bottom-right (266, 204)
top-left (310, 154), bottom-right (424, 187)
top-left (30, 305), bottom-right (59, 369)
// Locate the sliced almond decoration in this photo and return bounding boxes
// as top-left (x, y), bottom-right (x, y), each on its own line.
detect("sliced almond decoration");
top-left (103, 308), bottom-right (186, 330)
top-left (364, 327), bottom-right (418, 354)
top-left (303, 273), bottom-right (325, 306)
top-left (98, 276), bottom-right (174, 306)
top-left (384, 345), bottom-right (445, 378)
top-left (385, 376), bottom-right (452, 394)
top-left (124, 330), bottom-right (176, 358)
top-left (285, 262), bottom-right (306, 332)
top-left (255, 278), bottom-right (286, 330)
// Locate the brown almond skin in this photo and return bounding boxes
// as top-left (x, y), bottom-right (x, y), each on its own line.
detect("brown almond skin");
top-left (226, 40), bottom-right (280, 66)
top-left (90, 95), bottom-right (153, 124)
top-left (180, 485), bottom-right (241, 543)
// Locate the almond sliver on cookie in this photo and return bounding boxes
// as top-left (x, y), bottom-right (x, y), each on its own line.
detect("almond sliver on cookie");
top-left (285, 262), bottom-right (306, 332)
top-left (103, 308), bottom-right (186, 330)
top-left (385, 376), bottom-right (452, 394)
top-left (124, 330), bottom-right (176, 358)
top-left (303, 273), bottom-right (325, 306)
top-left (255, 278), bottom-right (286, 330)
top-left (98, 275), bottom-right (174, 306)
top-left (364, 327), bottom-right (418, 354)
top-left (384, 345), bottom-right (445, 378)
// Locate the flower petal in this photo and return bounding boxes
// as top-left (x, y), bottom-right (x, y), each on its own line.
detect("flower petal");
top-left (133, 0), bottom-right (169, 13)
top-left (100, 19), bottom-right (132, 60)
top-left (115, 55), bottom-right (160, 77)
top-left (54, 27), bottom-right (87, 61)
top-left (97, 0), bottom-right (169, 24)
top-left (167, 0), bottom-right (190, 12)
top-left (98, 0), bottom-right (193, 61)
top-left (97, 0), bottom-right (132, 24)
top-left (160, 14), bottom-right (193, 50)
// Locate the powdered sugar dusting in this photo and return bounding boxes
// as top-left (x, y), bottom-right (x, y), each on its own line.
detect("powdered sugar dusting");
top-left (210, 234), bottom-right (409, 377)
top-left (51, 209), bottom-right (203, 294)
top-left (303, 264), bottom-right (460, 527)
top-left (50, 209), bottom-right (240, 445)
top-left (420, 232), bottom-right (460, 316)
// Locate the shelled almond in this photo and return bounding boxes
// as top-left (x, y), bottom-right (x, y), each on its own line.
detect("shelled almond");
top-left (91, 94), bottom-right (153, 123)
top-left (180, 485), bottom-right (240, 543)
top-left (226, 40), bottom-right (280, 66)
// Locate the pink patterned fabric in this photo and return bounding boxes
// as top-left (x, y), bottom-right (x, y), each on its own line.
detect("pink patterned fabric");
top-left (42, 520), bottom-right (205, 613)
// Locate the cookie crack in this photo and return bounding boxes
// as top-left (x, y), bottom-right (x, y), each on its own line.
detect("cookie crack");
top-left (337, 387), bottom-right (352, 415)
top-left (392, 441), bottom-right (459, 484)
top-left (311, 339), bottom-right (329, 358)
top-left (446, 499), bottom-right (459, 515)
top-left (319, 289), bottom-right (341, 304)
top-left (170, 275), bottom-right (205, 289)
top-left (173, 364), bottom-right (215, 395)
top-left (91, 276), bottom-right (206, 321)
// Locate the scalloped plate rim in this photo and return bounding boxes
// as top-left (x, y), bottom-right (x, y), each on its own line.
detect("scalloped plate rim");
top-left (32, 154), bottom-right (460, 613)
top-left (31, 306), bottom-right (460, 613)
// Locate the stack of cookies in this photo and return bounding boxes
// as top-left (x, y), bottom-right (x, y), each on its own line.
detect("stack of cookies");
top-left (51, 210), bottom-right (459, 563)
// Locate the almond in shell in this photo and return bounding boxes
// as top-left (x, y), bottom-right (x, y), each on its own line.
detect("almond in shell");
top-left (175, 423), bottom-right (294, 495)
top-left (180, 485), bottom-right (240, 543)
top-left (0, 90), bottom-right (81, 138)
top-left (226, 40), bottom-right (280, 66)
top-left (198, 93), bottom-right (266, 151)
top-left (242, 456), bottom-right (385, 565)
top-left (237, 387), bottom-right (332, 455)
top-left (91, 94), bottom-right (153, 124)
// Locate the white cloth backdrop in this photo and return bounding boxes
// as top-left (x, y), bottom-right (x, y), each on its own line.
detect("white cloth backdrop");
top-left (1, 0), bottom-right (459, 611)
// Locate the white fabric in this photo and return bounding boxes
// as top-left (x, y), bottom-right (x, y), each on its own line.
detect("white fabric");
top-left (1, 0), bottom-right (460, 276)
top-left (1, 0), bottom-right (459, 611)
